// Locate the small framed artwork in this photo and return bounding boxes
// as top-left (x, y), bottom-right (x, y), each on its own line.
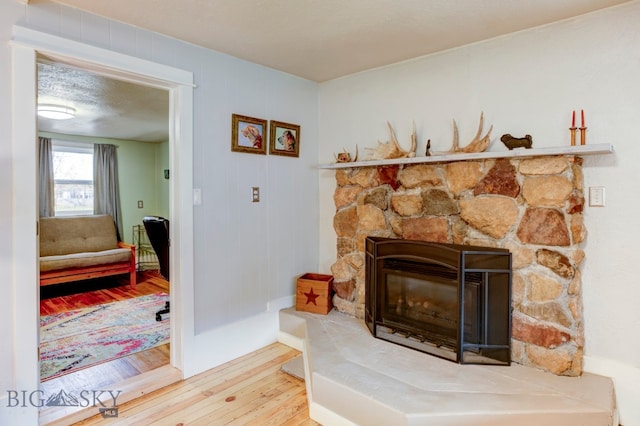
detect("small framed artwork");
top-left (231, 114), bottom-right (268, 155)
top-left (269, 120), bottom-right (300, 158)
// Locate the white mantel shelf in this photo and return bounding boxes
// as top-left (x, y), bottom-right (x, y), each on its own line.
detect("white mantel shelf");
top-left (318, 143), bottom-right (614, 169)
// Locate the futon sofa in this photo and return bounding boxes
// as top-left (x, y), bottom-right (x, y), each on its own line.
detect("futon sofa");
top-left (39, 214), bottom-right (136, 288)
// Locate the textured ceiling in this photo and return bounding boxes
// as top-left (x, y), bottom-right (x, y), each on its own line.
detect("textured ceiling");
top-left (39, 0), bottom-right (630, 142)
top-left (38, 61), bottom-right (169, 142)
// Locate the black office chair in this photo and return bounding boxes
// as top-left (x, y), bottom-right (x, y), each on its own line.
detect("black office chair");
top-left (143, 216), bottom-right (170, 321)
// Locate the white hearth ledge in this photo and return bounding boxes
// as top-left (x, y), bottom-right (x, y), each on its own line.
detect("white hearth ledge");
top-left (319, 143), bottom-right (614, 169)
top-left (279, 308), bottom-right (617, 426)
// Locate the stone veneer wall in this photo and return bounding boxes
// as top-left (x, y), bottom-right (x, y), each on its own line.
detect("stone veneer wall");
top-left (331, 156), bottom-right (586, 376)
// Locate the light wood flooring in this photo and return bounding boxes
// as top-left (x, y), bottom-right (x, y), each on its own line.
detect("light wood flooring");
top-left (73, 343), bottom-right (318, 425)
top-left (40, 272), bottom-right (317, 425)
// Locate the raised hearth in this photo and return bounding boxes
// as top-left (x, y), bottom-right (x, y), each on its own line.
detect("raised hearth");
top-left (278, 308), bottom-right (617, 425)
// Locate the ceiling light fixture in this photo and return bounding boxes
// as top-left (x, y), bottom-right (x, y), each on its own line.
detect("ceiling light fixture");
top-left (37, 104), bottom-right (76, 120)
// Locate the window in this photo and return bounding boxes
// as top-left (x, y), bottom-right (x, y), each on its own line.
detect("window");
top-left (52, 142), bottom-right (94, 216)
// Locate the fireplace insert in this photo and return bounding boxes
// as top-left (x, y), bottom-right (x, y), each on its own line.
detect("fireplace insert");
top-left (365, 237), bottom-right (511, 365)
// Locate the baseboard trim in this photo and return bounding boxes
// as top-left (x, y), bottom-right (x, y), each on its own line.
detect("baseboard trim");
top-left (309, 401), bottom-right (357, 426)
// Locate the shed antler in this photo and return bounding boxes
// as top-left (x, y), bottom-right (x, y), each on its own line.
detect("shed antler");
top-left (450, 112), bottom-right (493, 153)
top-left (366, 122), bottom-right (417, 160)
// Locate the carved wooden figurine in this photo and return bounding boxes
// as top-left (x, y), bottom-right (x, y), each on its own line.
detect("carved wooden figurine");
top-left (500, 133), bottom-right (533, 150)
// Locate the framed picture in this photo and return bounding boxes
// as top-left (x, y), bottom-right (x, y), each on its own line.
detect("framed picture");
top-left (269, 120), bottom-right (300, 157)
top-left (231, 114), bottom-right (268, 155)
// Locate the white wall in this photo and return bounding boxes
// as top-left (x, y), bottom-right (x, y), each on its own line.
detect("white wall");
top-left (191, 53), bottom-right (319, 331)
top-left (0, 0), bottom-right (27, 415)
top-left (318, 2), bottom-right (640, 423)
top-left (1, 1), bottom-right (318, 422)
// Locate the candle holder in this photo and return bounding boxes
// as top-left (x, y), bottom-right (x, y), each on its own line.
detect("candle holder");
top-left (579, 127), bottom-right (587, 145)
top-left (569, 127), bottom-right (577, 146)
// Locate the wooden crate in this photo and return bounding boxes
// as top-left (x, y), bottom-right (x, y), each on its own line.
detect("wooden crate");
top-left (296, 273), bottom-right (334, 314)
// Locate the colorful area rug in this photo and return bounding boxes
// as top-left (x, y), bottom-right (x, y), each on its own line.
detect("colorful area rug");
top-left (40, 293), bottom-right (170, 381)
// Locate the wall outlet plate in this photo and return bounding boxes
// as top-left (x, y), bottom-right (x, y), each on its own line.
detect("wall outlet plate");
top-left (589, 186), bottom-right (605, 207)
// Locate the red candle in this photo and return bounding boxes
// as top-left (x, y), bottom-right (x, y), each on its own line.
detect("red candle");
top-left (581, 109), bottom-right (585, 127)
top-left (571, 110), bottom-right (575, 128)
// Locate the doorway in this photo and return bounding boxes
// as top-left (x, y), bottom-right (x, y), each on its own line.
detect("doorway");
top-left (11, 26), bottom-right (195, 425)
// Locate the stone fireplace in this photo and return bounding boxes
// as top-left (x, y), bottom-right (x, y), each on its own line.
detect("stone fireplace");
top-left (331, 156), bottom-right (586, 376)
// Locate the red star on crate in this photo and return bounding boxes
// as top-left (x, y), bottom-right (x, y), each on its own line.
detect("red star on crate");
top-left (304, 288), bottom-right (319, 306)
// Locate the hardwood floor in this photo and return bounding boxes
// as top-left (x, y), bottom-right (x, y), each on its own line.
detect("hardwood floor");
top-left (40, 273), bottom-right (318, 425)
top-left (40, 270), bottom-right (169, 315)
top-left (40, 271), bottom-right (172, 424)
top-left (73, 343), bottom-right (318, 426)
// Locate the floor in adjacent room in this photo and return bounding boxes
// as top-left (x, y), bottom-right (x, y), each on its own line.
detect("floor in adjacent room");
top-left (39, 271), bottom-right (173, 425)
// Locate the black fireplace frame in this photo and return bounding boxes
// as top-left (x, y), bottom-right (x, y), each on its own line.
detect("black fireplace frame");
top-left (365, 236), bottom-right (512, 365)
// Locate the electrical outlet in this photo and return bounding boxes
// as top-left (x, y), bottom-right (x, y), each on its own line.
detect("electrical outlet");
top-left (137, 200), bottom-right (143, 208)
top-left (589, 186), bottom-right (605, 207)
top-left (252, 187), bottom-right (260, 202)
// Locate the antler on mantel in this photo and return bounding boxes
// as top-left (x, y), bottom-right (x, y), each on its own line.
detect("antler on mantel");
top-left (365, 122), bottom-right (417, 160)
top-left (449, 112), bottom-right (493, 154)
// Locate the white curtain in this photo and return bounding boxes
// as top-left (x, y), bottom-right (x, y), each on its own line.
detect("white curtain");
top-left (94, 144), bottom-right (123, 240)
top-left (38, 137), bottom-right (55, 217)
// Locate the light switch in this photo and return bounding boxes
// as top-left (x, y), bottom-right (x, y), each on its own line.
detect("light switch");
top-left (193, 188), bottom-right (202, 205)
top-left (589, 186), bottom-right (605, 207)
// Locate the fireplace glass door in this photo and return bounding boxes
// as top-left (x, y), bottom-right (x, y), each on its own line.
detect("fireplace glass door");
top-left (365, 237), bottom-right (511, 365)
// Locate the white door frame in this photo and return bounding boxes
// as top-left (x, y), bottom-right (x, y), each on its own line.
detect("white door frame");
top-left (11, 26), bottom-right (195, 421)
